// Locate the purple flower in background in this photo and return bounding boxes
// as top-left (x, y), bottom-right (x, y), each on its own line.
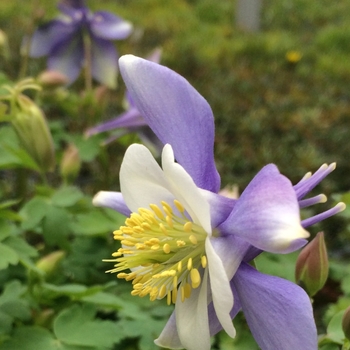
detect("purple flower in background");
top-left (29, 0), bottom-right (132, 88)
top-left (85, 49), bottom-right (162, 154)
top-left (94, 55), bottom-right (345, 350)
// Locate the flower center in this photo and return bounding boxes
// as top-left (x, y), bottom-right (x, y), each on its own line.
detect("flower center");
top-left (106, 199), bottom-right (208, 304)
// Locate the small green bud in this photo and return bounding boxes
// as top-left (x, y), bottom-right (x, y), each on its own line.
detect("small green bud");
top-left (295, 231), bottom-right (329, 296)
top-left (343, 306), bottom-right (350, 340)
top-left (60, 143), bottom-right (81, 182)
top-left (36, 250), bottom-right (65, 275)
top-left (12, 94), bottom-right (56, 172)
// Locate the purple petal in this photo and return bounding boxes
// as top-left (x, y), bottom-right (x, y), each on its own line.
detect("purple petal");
top-left (90, 11), bottom-right (132, 40)
top-left (232, 263), bottom-right (317, 350)
top-left (48, 34), bottom-right (84, 84)
top-left (294, 163), bottom-right (336, 200)
top-left (92, 191), bottom-right (130, 216)
top-left (30, 20), bottom-right (77, 57)
top-left (91, 37), bottom-right (118, 88)
top-left (218, 164), bottom-right (309, 253)
top-left (200, 189), bottom-right (236, 227)
top-left (119, 55), bottom-right (220, 193)
top-left (85, 107), bottom-right (145, 136)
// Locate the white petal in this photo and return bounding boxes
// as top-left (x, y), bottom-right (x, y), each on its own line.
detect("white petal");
top-left (205, 238), bottom-right (236, 338)
top-left (175, 269), bottom-right (210, 350)
top-left (120, 144), bottom-right (175, 212)
top-left (162, 144), bottom-right (211, 234)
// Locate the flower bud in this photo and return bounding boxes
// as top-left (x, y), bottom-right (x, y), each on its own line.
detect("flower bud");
top-left (36, 250), bottom-right (65, 275)
top-left (12, 95), bottom-right (56, 172)
top-left (60, 143), bottom-right (81, 182)
top-left (0, 29), bottom-right (10, 59)
top-left (37, 70), bottom-right (69, 88)
top-left (343, 306), bottom-right (350, 340)
top-left (295, 232), bottom-right (329, 296)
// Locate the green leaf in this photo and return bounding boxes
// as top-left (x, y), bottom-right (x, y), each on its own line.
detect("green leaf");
top-left (67, 134), bottom-right (102, 162)
top-left (3, 235), bottom-right (38, 260)
top-left (42, 206), bottom-right (70, 247)
top-left (19, 196), bottom-right (50, 231)
top-left (70, 211), bottom-right (118, 236)
top-left (0, 242), bottom-right (19, 269)
top-left (51, 187), bottom-right (84, 207)
top-left (341, 274), bottom-right (350, 296)
top-left (0, 219), bottom-right (14, 241)
top-left (0, 326), bottom-right (89, 350)
top-left (54, 304), bottom-right (123, 348)
top-left (326, 310), bottom-right (346, 344)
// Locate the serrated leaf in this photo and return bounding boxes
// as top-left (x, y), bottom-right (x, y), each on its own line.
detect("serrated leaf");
top-left (54, 304), bottom-right (123, 347)
top-left (51, 187), bottom-right (84, 207)
top-left (42, 206), bottom-right (70, 247)
top-left (0, 242), bottom-right (19, 269)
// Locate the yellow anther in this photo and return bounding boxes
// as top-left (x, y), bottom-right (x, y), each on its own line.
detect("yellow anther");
top-left (141, 222), bottom-right (152, 230)
top-left (112, 252), bottom-right (122, 257)
top-left (177, 261), bottom-right (182, 272)
top-left (117, 272), bottom-right (127, 279)
top-left (138, 208), bottom-right (154, 216)
top-left (159, 223), bottom-right (168, 234)
top-left (174, 199), bottom-right (185, 213)
top-left (187, 258), bottom-right (193, 270)
top-left (189, 235), bottom-right (197, 244)
top-left (167, 292), bottom-right (171, 305)
top-left (139, 286), bottom-right (152, 297)
top-left (190, 268), bottom-right (201, 289)
top-left (132, 226), bottom-right (144, 233)
top-left (113, 236), bottom-right (123, 241)
top-left (166, 216), bottom-right (173, 228)
top-left (121, 227), bottom-right (133, 234)
top-left (201, 255), bottom-right (207, 268)
top-left (113, 229), bottom-right (122, 235)
top-left (163, 243), bottom-right (171, 254)
top-left (161, 201), bottom-right (173, 214)
top-left (135, 243), bottom-right (145, 250)
top-left (159, 284), bottom-right (167, 298)
top-left (131, 289), bottom-right (140, 296)
top-left (125, 272), bottom-right (137, 281)
top-left (177, 240), bottom-right (186, 247)
top-left (184, 283), bottom-right (191, 298)
top-left (151, 286), bottom-right (159, 297)
top-left (172, 288), bottom-right (177, 304)
top-left (150, 238), bottom-right (160, 244)
top-left (184, 222), bottom-right (193, 232)
top-left (150, 204), bottom-right (165, 219)
top-left (132, 276), bottom-right (143, 284)
top-left (133, 283), bottom-right (143, 290)
top-left (151, 244), bottom-right (160, 250)
top-left (121, 240), bottom-right (135, 247)
top-left (173, 275), bottom-right (178, 289)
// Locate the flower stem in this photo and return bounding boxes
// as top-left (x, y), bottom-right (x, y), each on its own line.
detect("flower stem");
top-left (83, 32), bottom-right (93, 93)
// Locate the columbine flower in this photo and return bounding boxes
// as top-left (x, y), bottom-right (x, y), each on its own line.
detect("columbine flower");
top-left (85, 49), bottom-right (162, 153)
top-left (94, 55), bottom-right (345, 350)
top-left (29, 0), bottom-right (132, 88)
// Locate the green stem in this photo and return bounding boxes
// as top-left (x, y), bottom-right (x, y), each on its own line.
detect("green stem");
top-left (83, 32), bottom-right (93, 93)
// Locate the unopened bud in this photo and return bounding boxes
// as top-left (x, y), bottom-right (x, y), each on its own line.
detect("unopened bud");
top-left (343, 306), bottom-right (350, 340)
top-left (60, 144), bottom-right (81, 182)
top-left (295, 232), bottom-right (329, 296)
top-left (36, 250), bottom-right (65, 275)
top-left (13, 95), bottom-right (56, 172)
top-left (0, 29), bottom-right (9, 59)
top-left (37, 70), bottom-right (69, 88)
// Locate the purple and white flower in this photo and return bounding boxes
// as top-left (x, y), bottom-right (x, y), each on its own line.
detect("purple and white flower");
top-left (94, 55), bottom-right (345, 350)
top-left (29, 0), bottom-right (132, 87)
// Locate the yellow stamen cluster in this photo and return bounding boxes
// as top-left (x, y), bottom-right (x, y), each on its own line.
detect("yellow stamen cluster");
top-left (106, 200), bottom-right (207, 304)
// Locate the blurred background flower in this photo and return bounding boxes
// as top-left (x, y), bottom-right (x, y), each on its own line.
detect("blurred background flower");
top-left (29, 0), bottom-right (133, 88)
